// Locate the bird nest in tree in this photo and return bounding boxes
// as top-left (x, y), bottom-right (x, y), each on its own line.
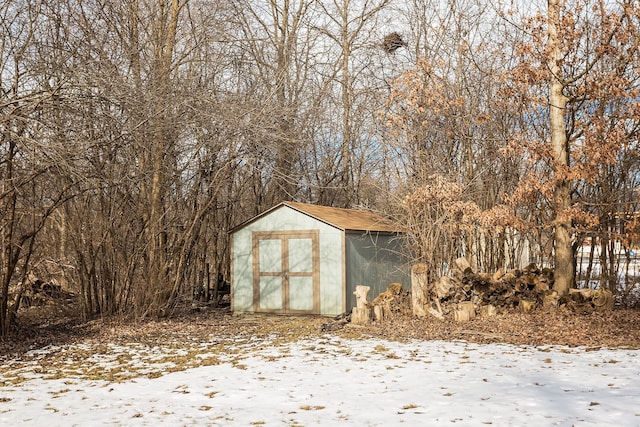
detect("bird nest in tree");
top-left (382, 32), bottom-right (406, 54)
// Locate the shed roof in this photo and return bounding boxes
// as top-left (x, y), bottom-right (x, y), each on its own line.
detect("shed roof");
top-left (231, 201), bottom-right (404, 233)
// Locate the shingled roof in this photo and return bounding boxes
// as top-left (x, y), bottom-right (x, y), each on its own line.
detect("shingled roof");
top-left (283, 202), bottom-right (402, 233)
top-left (231, 201), bottom-right (403, 233)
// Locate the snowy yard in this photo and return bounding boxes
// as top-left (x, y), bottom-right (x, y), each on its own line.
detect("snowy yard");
top-left (1, 335), bottom-right (639, 426)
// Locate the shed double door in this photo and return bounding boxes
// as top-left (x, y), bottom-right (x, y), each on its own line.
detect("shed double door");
top-left (252, 230), bottom-right (320, 313)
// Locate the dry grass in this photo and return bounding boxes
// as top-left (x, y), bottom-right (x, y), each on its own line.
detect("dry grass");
top-left (1, 305), bottom-right (639, 385)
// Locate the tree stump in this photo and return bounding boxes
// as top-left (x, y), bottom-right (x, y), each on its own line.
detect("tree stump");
top-left (480, 304), bottom-right (496, 317)
top-left (352, 307), bottom-right (371, 325)
top-left (454, 301), bottom-right (476, 322)
top-left (353, 285), bottom-right (370, 309)
top-left (352, 285), bottom-right (371, 325)
top-left (519, 299), bottom-right (536, 312)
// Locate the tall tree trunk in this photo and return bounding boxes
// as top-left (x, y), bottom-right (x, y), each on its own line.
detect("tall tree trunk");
top-left (144, 0), bottom-right (184, 315)
top-left (339, 0), bottom-right (352, 207)
top-left (269, 0), bottom-right (298, 202)
top-left (585, 237), bottom-right (595, 286)
top-left (548, 0), bottom-right (574, 296)
top-left (0, 138), bottom-right (17, 337)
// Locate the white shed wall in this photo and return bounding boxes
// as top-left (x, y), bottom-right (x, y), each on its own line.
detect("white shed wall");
top-left (232, 206), bottom-right (344, 315)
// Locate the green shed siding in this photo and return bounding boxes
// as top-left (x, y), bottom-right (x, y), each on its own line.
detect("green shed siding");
top-left (345, 232), bottom-right (410, 311)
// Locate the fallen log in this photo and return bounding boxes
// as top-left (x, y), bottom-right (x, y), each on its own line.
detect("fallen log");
top-left (592, 288), bottom-right (614, 311)
top-left (565, 287), bottom-right (614, 313)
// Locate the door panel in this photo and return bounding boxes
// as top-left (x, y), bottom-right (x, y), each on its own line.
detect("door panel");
top-left (253, 230), bottom-right (319, 313)
top-left (258, 276), bottom-right (283, 310)
top-left (288, 238), bottom-right (313, 272)
top-left (288, 276), bottom-right (314, 311)
top-left (258, 239), bottom-right (282, 272)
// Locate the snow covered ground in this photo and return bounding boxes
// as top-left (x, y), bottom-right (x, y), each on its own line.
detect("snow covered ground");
top-left (1, 336), bottom-right (639, 426)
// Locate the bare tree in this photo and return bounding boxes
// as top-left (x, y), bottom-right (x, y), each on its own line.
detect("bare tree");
top-left (381, 0), bottom-right (526, 275)
top-left (315, 0), bottom-right (393, 207)
top-left (228, 0), bottom-right (322, 205)
top-left (39, 0), bottom-right (242, 317)
top-left (0, 0), bottom-right (84, 335)
top-left (547, 0), bottom-right (573, 296)
top-left (501, 0), bottom-right (640, 296)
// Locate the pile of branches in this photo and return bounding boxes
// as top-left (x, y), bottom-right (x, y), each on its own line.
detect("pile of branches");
top-left (18, 278), bottom-right (76, 308)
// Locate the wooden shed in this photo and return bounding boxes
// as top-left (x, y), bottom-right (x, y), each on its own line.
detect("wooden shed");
top-left (230, 201), bottom-right (410, 316)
